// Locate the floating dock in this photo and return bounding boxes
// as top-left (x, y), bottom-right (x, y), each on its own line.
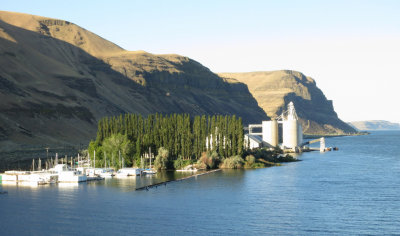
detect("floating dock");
top-left (135, 169), bottom-right (221, 191)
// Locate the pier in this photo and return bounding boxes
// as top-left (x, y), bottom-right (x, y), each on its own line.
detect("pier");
top-left (135, 169), bottom-right (221, 191)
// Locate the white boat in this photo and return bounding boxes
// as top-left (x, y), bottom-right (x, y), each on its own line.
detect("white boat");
top-left (1, 171), bottom-right (58, 185)
top-left (115, 168), bottom-right (144, 177)
top-left (143, 169), bottom-right (157, 175)
top-left (84, 168), bottom-right (96, 177)
top-left (53, 164), bottom-right (87, 183)
top-left (176, 164), bottom-right (198, 172)
top-left (97, 168), bottom-right (114, 178)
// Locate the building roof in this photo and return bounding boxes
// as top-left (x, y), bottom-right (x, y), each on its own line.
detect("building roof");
top-left (245, 134), bottom-right (263, 144)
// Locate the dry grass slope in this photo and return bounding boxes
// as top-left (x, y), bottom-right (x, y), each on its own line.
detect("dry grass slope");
top-left (0, 11), bottom-right (267, 160)
top-left (219, 71), bottom-right (357, 134)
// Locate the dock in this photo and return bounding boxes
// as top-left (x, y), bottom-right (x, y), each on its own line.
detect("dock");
top-left (135, 169), bottom-right (221, 191)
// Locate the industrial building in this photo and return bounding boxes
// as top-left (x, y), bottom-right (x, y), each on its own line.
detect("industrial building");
top-left (247, 102), bottom-right (303, 150)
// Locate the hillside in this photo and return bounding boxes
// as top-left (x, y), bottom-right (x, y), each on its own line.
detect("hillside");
top-left (219, 71), bottom-right (357, 135)
top-left (348, 120), bottom-right (400, 131)
top-left (0, 11), bottom-right (267, 156)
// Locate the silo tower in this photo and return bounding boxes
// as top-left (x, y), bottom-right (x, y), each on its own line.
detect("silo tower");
top-left (281, 102), bottom-right (303, 148)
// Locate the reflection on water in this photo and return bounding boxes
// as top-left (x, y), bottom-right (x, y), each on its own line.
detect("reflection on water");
top-left (1, 131), bottom-right (400, 235)
top-left (89, 171), bottom-right (200, 192)
top-left (57, 182), bottom-right (79, 188)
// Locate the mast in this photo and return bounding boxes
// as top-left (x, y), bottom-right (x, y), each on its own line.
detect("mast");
top-left (94, 150), bottom-right (96, 168)
top-left (112, 153), bottom-right (114, 170)
top-left (119, 150), bottom-right (121, 169)
top-left (104, 152), bottom-right (107, 168)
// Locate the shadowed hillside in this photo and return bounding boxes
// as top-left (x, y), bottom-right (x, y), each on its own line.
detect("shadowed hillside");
top-left (0, 11), bottom-right (267, 158)
top-left (219, 71), bottom-right (357, 135)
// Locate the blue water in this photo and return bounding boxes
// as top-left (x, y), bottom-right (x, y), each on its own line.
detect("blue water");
top-left (1, 131), bottom-right (400, 235)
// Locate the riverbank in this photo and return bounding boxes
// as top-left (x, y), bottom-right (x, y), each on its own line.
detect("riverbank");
top-left (303, 132), bottom-right (369, 139)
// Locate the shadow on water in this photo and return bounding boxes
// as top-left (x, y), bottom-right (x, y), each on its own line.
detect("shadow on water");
top-left (83, 170), bottom-right (199, 192)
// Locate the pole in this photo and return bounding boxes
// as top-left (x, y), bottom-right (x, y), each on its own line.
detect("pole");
top-left (149, 147), bottom-right (151, 169)
top-left (119, 150), bottom-right (121, 169)
top-left (94, 150), bottom-right (96, 168)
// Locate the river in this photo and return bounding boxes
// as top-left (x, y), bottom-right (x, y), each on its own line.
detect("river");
top-left (1, 131), bottom-right (399, 235)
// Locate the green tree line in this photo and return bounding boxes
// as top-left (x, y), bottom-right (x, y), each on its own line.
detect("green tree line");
top-left (88, 113), bottom-right (244, 168)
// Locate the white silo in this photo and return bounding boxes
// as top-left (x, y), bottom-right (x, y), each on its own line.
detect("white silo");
top-left (281, 102), bottom-right (303, 149)
top-left (282, 119), bottom-right (299, 148)
top-left (262, 120), bottom-right (278, 147)
top-left (297, 121), bottom-right (303, 145)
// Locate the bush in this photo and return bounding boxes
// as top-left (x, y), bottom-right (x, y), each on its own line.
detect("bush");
top-left (244, 155), bottom-right (255, 168)
top-left (253, 162), bottom-right (266, 168)
top-left (193, 160), bottom-right (207, 170)
top-left (197, 151), bottom-right (220, 169)
top-left (276, 154), bottom-right (298, 162)
top-left (221, 155), bottom-right (244, 169)
top-left (154, 147), bottom-right (170, 170)
top-left (173, 156), bottom-right (193, 170)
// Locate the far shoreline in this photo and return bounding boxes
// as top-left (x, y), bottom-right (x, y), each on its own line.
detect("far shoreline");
top-left (303, 132), bottom-right (369, 139)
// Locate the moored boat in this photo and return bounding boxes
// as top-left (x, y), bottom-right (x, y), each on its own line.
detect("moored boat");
top-left (115, 168), bottom-right (144, 177)
top-left (53, 164), bottom-right (87, 183)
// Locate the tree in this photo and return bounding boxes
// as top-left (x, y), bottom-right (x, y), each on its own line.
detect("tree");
top-left (102, 133), bottom-right (133, 168)
top-left (154, 147), bottom-right (170, 170)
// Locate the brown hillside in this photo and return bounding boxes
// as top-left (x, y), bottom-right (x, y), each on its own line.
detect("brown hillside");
top-left (219, 71), bottom-right (357, 134)
top-left (0, 11), bottom-right (267, 157)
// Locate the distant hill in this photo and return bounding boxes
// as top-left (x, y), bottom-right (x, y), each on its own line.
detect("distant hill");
top-left (0, 11), bottom-right (267, 153)
top-left (219, 71), bottom-right (357, 135)
top-left (348, 120), bottom-right (400, 131)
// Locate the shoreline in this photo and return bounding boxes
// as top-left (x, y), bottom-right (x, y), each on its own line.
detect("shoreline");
top-left (303, 132), bottom-right (369, 139)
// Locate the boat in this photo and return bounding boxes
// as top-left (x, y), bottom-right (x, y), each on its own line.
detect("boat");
top-left (143, 168), bottom-right (157, 175)
top-left (0, 170), bottom-right (58, 185)
top-left (176, 164), bottom-right (198, 172)
top-left (142, 150), bottom-right (156, 175)
top-left (52, 164), bottom-right (87, 183)
top-left (115, 168), bottom-right (144, 177)
top-left (97, 168), bottom-right (114, 178)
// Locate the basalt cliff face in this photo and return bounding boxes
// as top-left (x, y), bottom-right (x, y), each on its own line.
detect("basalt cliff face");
top-left (219, 71), bottom-right (357, 135)
top-left (0, 11), bottom-right (267, 153)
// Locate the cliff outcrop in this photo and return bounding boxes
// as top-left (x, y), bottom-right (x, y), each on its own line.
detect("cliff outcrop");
top-left (219, 71), bottom-right (357, 135)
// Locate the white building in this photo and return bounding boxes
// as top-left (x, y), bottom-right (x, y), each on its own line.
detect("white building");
top-left (244, 134), bottom-right (263, 149)
top-left (247, 102), bottom-right (303, 149)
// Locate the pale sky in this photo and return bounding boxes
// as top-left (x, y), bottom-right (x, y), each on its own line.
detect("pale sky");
top-left (2, 0), bottom-right (400, 123)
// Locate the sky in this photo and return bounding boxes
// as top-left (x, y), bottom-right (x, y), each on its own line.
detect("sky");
top-left (2, 0), bottom-right (400, 123)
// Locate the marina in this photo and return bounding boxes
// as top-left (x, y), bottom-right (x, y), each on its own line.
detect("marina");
top-left (1, 131), bottom-right (398, 235)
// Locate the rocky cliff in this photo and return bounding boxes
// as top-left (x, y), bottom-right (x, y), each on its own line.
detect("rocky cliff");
top-left (219, 71), bottom-right (357, 135)
top-left (0, 11), bottom-right (267, 153)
